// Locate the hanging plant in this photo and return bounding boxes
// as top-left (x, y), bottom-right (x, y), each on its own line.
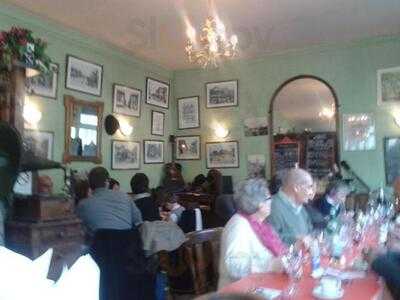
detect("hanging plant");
top-left (0, 27), bottom-right (51, 73)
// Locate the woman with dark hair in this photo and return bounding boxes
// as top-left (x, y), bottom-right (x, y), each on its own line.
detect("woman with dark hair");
top-left (130, 173), bottom-right (160, 221)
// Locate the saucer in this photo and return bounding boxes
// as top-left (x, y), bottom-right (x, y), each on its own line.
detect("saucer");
top-left (312, 286), bottom-right (344, 300)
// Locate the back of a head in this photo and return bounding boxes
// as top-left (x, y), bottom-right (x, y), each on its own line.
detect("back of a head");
top-left (282, 168), bottom-right (312, 188)
top-left (327, 180), bottom-right (350, 196)
top-left (130, 173), bottom-right (149, 194)
top-left (193, 174), bottom-right (207, 187)
top-left (88, 167), bottom-right (109, 190)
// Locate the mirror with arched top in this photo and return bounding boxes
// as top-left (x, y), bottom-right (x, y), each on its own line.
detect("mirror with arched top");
top-left (270, 76), bottom-right (339, 180)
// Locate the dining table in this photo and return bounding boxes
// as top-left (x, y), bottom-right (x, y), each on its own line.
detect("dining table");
top-left (220, 228), bottom-right (384, 299)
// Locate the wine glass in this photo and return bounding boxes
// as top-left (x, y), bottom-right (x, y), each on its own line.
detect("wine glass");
top-left (281, 247), bottom-right (303, 298)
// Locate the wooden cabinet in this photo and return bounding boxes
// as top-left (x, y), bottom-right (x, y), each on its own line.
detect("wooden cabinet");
top-left (5, 218), bottom-right (86, 280)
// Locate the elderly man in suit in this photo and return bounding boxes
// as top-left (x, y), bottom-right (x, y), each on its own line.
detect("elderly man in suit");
top-left (266, 168), bottom-right (314, 245)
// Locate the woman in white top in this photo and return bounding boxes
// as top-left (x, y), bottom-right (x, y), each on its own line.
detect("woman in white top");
top-left (218, 178), bottom-right (286, 289)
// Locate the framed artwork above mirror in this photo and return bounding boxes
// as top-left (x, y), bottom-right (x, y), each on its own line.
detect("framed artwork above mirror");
top-left (63, 95), bottom-right (104, 163)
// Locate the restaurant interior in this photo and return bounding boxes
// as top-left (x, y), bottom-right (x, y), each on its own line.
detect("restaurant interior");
top-left (1, 1), bottom-right (400, 299)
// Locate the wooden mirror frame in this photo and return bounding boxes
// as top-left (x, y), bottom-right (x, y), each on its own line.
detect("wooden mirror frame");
top-left (268, 75), bottom-right (340, 177)
top-left (63, 95), bottom-right (104, 164)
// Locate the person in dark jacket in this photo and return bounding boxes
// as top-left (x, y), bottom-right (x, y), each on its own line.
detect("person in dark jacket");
top-left (315, 180), bottom-right (350, 218)
top-left (130, 173), bottom-right (161, 222)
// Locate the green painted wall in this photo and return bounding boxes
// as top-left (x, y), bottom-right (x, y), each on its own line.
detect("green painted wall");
top-left (0, 3), bottom-right (175, 192)
top-left (173, 36), bottom-right (400, 190)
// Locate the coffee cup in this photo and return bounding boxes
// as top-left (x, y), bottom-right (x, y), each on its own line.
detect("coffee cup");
top-left (319, 276), bottom-right (341, 296)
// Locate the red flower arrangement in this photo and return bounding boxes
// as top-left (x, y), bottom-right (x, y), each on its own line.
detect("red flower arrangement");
top-left (0, 26), bottom-right (51, 73)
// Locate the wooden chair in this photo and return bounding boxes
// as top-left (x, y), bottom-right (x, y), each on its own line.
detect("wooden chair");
top-left (159, 227), bottom-right (223, 296)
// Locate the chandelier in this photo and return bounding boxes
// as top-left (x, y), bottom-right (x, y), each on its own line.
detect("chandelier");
top-left (185, 13), bottom-right (238, 68)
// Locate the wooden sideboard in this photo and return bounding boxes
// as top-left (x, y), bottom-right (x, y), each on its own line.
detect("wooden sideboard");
top-left (5, 217), bottom-right (85, 280)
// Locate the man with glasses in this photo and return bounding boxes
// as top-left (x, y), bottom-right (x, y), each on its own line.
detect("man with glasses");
top-left (266, 168), bottom-right (314, 245)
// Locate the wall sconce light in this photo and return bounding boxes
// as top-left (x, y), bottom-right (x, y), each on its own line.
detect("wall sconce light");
top-left (214, 124), bottom-right (229, 138)
top-left (23, 100), bottom-right (42, 126)
top-left (119, 119), bottom-right (133, 136)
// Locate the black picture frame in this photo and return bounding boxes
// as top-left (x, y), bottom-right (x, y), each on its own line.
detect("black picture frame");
top-left (26, 62), bottom-right (59, 99)
top-left (112, 83), bottom-right (141, 117)
top-left (205, 79), bottom-right (238, 108)
top-left (177, 96), bottom-right (200, 129)
top-left (175, 135), bottom-right (201, 160)
top-left (65, 55), bottom-right (103, 97)
top-left (145, 77), bottom-right (170, 109)
top-left (206, 140), bottom-right (239, 169)
top-left (151, 110), bottom-right (165, 136)
top-left (143, 140), bottom-right (164, 164)
top-left (111, 140), bottom-right (141, 170)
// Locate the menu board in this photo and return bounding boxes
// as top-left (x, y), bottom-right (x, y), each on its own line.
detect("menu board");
top-left (272, 137), bottom-right (300, 175)
top-left (305, 132), bottom-right (336, 178)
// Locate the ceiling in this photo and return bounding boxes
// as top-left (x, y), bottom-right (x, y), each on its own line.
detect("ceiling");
top-left (5, 0), bottom-right (400, 70)
top-left (273, 78), bottom-right (336, 132)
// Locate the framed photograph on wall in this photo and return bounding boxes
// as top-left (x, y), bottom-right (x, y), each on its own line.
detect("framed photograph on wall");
top-left (24, 129), bottom-right (54, 160)
top-left (206, 141), bottom-right (239, 168)
top-left (144, 140), bottom-right (164, 164)
top-left (377, 66), bottom-right (400, 105)
top-left (151, 110), bottom-right (165, 136)
top-left (178, 96), bottom-right (200, 129)
top-left (146, 77), bottom-right (169, 109)
top-left (206, 80), bottom-right (238, 108)
top-left (342, 113), bottom-right (376, 151)
top-left (384, 137), bottom-right (400, 185)
top-left (113, 84), bottom-right (141, 117)
top-left (26, 63), bottom-right (59, 99)
top-left (65, 55), bottom-right (103, 96)
top-left (112, 140), bottom-right (140, 170)
top-left (176, 135), bottom-right (200, 160)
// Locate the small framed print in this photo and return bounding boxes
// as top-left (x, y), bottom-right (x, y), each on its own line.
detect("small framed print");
top-left (206, 141), bottom-right (239, 168)
top-left (176, 135), bottom-right (201, 160)
top-left (113, 84), bottom-right (141, 117)
top-left (24, 129), bottom-right (54, 160)
top-left (178, 96), bottom-right (200, 129)
top-left (206, 80), bottom-right (238, 108)
top-left (146, 77), bottom-right (169, 109)
top-left (112, 140), bottom-right (140, 170)
top-left (26, 63), bottom-right (59, 99)
top-left (151, 110), bottom-right (165, 136)
top-left (65, 55), bottom-right (103, 96)
top-left (377, 66), bottom-right (400, 105)
top-left (144, 140), bottom-right (164, 164)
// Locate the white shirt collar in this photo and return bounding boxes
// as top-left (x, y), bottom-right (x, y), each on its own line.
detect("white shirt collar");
top-left (132, 192), bottom-right (151, 201)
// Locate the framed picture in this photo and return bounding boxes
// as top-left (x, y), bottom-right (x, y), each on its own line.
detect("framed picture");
top-left (247, 154), bottom-right (266, 178)
top-left (342, 113), bottom-right (376, 151)
top-left (384, 137), bottom-right (400, 185)
top-left (113, 84), bottom-right (141, 117)
top-left (178, 96), bottom-right (200, 129)
top-left (206, 141), bottom-right (239, 168)
top-left (176, 135), bottom-right (201, 160)
top-left (146, 77), bottom-right (169, 108)
top-left (144, 140), bottom-right (164, 164)
top-left (151, 110), bottom-right (165, 136)
top-left (112, 140), bottom-right (140, 170)
top-left (244, 117), bottom-right (269, 136)
top-left (24, 129), bottom-right (54, 160)
top-left (65, 55), bottom-right (103, 96)
top-left (26, 63), bottom-right (58, 99)
top-left (377, 66), bottom-right (400, 105)
top-left (206, 80), bottom-right (238, 108)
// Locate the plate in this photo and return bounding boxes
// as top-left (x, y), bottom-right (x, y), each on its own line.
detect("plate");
top-left (312, 286), bottom-right (344, 300)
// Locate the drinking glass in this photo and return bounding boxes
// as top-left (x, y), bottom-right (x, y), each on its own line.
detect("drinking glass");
top-left (281, 247), bottom-right (303, 298)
